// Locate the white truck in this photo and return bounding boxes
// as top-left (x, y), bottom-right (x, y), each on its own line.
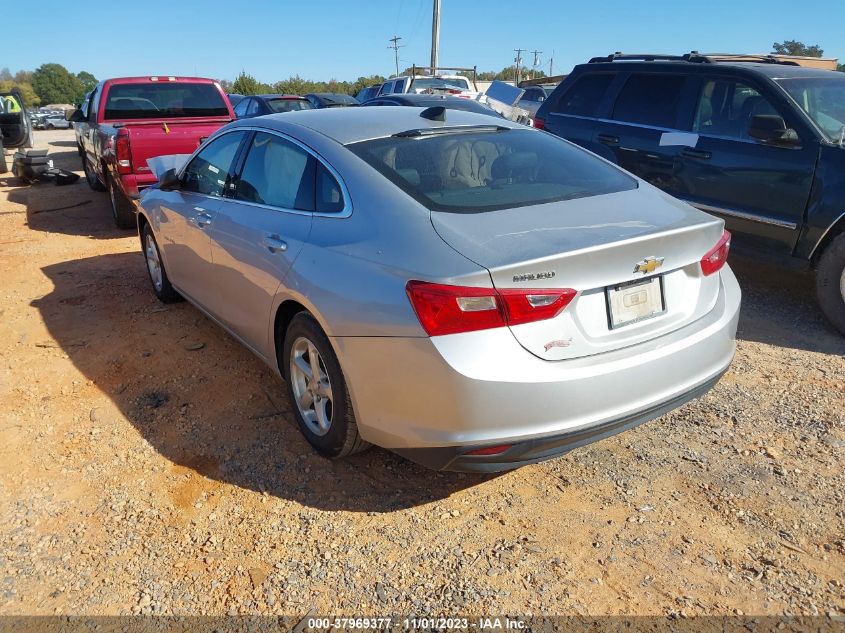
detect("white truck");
top-left (377, 66), bottom-right (480, 99)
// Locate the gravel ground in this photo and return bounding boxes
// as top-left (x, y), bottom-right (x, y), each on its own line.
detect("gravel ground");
top-left (0, 130), bottom-right (843, 617)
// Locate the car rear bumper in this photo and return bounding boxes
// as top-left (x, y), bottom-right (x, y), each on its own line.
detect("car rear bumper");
top-left (332, 266), bottom-right (740, 470)
top-left (120, 173), bottom-right (158, 199)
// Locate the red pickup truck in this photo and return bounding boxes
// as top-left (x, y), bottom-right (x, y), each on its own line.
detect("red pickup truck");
top-left (71, 76), bottom-right (234, 228)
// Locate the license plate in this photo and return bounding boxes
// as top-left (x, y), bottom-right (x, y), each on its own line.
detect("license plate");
top-left (606, 276), bottom-right (665, 329)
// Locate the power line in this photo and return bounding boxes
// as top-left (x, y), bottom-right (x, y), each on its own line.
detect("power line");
top-left (388, 35), bottom-right (405, 76)
top-left (514, 48), bottom-right (525, 84)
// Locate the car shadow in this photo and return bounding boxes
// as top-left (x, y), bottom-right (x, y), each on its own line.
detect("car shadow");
top-left (729, 253), bottom-right (845, 355)
top-left (33, 253), bottom-right (494, 512)
top-left (1, 142), bottom-right (125, 239)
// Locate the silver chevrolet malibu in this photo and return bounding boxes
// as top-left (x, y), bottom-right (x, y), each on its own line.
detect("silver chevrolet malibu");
top-left (137, 106), bottom-right (741, 472)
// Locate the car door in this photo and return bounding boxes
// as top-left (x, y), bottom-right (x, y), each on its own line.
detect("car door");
top-left (206, 130), bottom-right (316, 354)
top-left (674, 75), bottom-right (817, 254)
top-left (590, 72), bottom-right (694, 197)
top-left (0, 91), bottom-right (31, 148)
top-left (156, 130), bottom-right (247, 311)
top-left (539, 72), bottom-right (617, 152)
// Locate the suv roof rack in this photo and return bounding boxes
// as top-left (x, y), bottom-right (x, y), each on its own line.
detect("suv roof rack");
top-left (588, 51), bottom-right (800, 66)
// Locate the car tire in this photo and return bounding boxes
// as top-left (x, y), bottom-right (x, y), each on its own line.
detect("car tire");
top-left (76, 142), bottom-right (84, 157)
top-left (282, 313), bottom-right (370, 458)
top-left (83, 155), bottom-right (106, 191)
top-left (108, 174), bottom-right (136, 229)
top-left (47, 123), bottom-right (54, 130)
top-left (816, 232), bottom-right (845, 336)
top-left (141, 223), bottom-right (181, 303)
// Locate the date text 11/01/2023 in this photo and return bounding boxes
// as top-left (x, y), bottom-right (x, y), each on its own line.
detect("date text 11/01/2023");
top-left (305, 617), bottom-right (528, 630)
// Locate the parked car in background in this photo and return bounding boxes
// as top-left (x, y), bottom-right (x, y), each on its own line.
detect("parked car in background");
top-left (517, 85), bottom-right (555, 118)
top-left (535, 52), bottom-right (845, 334)
top-left (305, 93), bottom-right (359, 109)
top-left (362, 93), bottom-right (503, 117)
top-left (137, 107), bottom-right (739, 471)
top-left (44, 114), bottom-right (71, 129)
top-left (378, 66), bottom-right (480, 99)
top-left (355, 85), bottom-right (381, 103)
top-left (232, 94), bottom-right (313, 118)
top-left (227, 93), bottom-right (245, 107)
top-left (71, 76), bottom-right (235, 228)
top-left (1, 89), bottom-right (33, 173)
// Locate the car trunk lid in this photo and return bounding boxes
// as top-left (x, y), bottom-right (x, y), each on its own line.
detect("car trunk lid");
top-left (430, 185), bottom-right (726, 360)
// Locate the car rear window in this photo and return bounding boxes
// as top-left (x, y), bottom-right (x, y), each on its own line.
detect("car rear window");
top-left (103, 82), bottom-right (228, 120)
top-left (267, 98), bottom-right (313, 113)
top-left (348, 128), bottom-right (636, 213)
top-left (412, 77), bottom-right (471, 91)
top-left (612, 74), bottom-right (686, 128)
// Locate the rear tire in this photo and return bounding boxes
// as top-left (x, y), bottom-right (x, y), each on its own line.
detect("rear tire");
top-left (83, 155), bottom-right (106, 191)
top-left (108, 174), bottom-right (136, 229)
top-left (141, 223), bottom-right (181, 303)
top-left (816, 232), bottom-right (845, 336)
top-left (282, 313), bottom-right (370, 458)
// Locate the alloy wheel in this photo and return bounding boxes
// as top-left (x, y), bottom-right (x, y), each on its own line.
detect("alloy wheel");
top-left (289, 336), bottom-right (334, 436)
top-left (145, 234), bottom-right (163, 292)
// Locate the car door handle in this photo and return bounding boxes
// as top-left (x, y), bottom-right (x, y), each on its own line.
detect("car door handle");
top-left (189, 208), bottom-right (213, 228)
top-left (681, 148), bottom-right (712, 160)
top-left (597, 134), bottom-right (620, 146)
top-left (262, 234), bottom-right (288, 253)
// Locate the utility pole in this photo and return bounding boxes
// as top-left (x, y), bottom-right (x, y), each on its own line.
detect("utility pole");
top-left (549, 50), bottom-right (554, 77)
top-left (531, 50), bottom-right (542, 80)
top-left (430, 0), bottom-right (441, 74)
top-left (388, 35), bottom-right (404, 76)
top-left (514, 48), bottom-right (524, 84)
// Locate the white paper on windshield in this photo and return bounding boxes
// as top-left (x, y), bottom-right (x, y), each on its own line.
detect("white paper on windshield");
top-left (147, 154), bottom-right (192, 180)
top-left (659, 132), bottom-right (699, 147)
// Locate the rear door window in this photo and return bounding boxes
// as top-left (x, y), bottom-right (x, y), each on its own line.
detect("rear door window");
top-left (612, 74), bottom-right (686, 128)
top-left (235, 132), bottom-right (316, 210)
top-left (181, 131), bottom-right (246, 197)
top-left (553, 74), bottom-right (614, 117)
top-left (316, 163), bottom-right (345, 213)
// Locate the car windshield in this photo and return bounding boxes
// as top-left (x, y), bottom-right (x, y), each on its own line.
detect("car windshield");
top-left (103, 83), bottom-right (228, 120)
top-left (348, 128), bottom-right (636, 213)
top-left (776, 76), bottom-right (845, 141)
top-left (412, 77), bottom-right (471, 91)
top-left (267, 99), bottom-right (313, 113)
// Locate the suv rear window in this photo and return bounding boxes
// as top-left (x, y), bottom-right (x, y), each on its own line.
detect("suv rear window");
top-left (554, 74), bottom-right (614, 117)
top-left (612, 74), bottom-right (686, 128)
top-left (348, 128), bottom-right (636, 213)
top-left (103, 82), bottom-right (228, 120)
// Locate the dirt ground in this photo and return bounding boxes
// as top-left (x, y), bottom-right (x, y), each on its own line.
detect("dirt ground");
top-left (0, 129), bottom-right (843, 618)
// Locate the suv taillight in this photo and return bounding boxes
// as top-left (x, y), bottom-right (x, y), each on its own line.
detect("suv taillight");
top-left (533, 117), bottom-right (545, 130)
top-left (115, 134), bottom-right (132, 175)
top-left (406, 281), bottom-right (576, 336)
top-left (700, 230), bottom-right (731, 276)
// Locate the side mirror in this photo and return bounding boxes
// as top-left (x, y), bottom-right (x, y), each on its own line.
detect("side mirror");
top-left (748, 114), bottom-right (800, 146)
top-left (158, 168), bottom-right (181, 191)
top-left (68, 108), bottom-right (86, 123)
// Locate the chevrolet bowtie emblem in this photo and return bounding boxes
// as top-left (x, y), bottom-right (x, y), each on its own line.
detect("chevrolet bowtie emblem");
top-left (633, 256), bottom-right (665, 274)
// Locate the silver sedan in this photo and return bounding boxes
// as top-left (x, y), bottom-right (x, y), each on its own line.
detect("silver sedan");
top-left (137, 106), bottom-right (741, 472)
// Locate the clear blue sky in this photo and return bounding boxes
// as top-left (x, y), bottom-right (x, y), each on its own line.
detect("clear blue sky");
top-left (4, 0), bottom-right (844, 83)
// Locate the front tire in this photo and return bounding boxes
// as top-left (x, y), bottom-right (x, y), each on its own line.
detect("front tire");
top-left (816, 232), bottom-right (845, 336)
top-left (108, 174), bottom-right (136, 229)
top-left (282, 313), bottom-right (369, 458)
top-left (142, 223), bottom-right (180, 303)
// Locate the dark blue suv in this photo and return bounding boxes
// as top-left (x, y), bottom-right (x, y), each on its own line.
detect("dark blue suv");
top-left (535, 53), bottom-right (845, 335)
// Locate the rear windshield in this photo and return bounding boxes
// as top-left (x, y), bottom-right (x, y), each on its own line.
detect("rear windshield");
top-left (267, 98), bottom-right (313, 113)
top-left (412, 77), bottom-right (471, 91)
top-left (103, 83), bottom-right (228, 120)
top-left (348, 128), bottom-right (637, 213)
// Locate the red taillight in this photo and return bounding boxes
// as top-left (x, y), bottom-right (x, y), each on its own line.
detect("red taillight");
top-left (533, 117), bottom-right (545, 130)
top-left (115, 134), bottom-right (132, 175)
top-left (700, 230), bottom-right (731, 276)
top-left (464, 444), bottom-right (512, 456)
top-left (405, 281), bottom-right (576, 336)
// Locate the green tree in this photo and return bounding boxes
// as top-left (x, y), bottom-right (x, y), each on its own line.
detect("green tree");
top-left (76, 71), bottom-right (98, 93)
top-left (0, 80), bottom-right (40, 106)
top-left (32, 63), bottom-right (84, 104)
top-left (772, 40), bottom-right (824, 57)
top-left (231, 72), bottom-right (263, 95)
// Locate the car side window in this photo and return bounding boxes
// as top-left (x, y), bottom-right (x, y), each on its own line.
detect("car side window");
top-left (316, 163), bottom-right (345, 213)
top-left (235, 132), bottom-right (316, 211)
top-left (693, 79), bottom-right (781, 141)
top-left (88, 87), bottom-right (100, 121)
top-left (233, 98), bottom-right (250, 118)
top-left (181, 131), bottom-right (245, 197)
top-left (553, 74), bottom-right (614, 117)
top-left (246, 99), bottom-right (262, 116)
top-left (612, 74), bottom-right (686, 128)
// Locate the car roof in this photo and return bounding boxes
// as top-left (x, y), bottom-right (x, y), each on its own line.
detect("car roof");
top-left (102, 76), bottom-right (218, 85)
top-left (307, 93), bottom-right (354, 98)
top-left (580, 60), bottom-right (839, 80)
top-left (256, 94), bottom-right (308, 100)
top-left (226, 106), bottom-right (521, 144)
top-left (376, 93), bottom-right (476, 104)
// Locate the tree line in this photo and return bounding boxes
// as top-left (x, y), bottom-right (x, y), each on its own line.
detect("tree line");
top-left (1, 64), bottom-right (97, 107)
